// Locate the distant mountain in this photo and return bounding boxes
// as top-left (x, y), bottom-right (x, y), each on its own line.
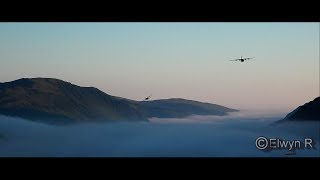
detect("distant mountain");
top-left (140, 98), bottom-right (236, 118)
top-left (0, 78), bottom-right (237, 124)
top-left (280, 97), bottom-right (320, 122)
top-left (0, 78), bottom-right (148, 124)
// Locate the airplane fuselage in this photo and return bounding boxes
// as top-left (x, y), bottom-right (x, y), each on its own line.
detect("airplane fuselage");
top-left (230, 56), bottom-right (253, 62)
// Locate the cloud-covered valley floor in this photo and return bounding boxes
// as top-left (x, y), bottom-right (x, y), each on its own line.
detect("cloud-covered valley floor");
top-left (0, 110), bottom-right (319, 157)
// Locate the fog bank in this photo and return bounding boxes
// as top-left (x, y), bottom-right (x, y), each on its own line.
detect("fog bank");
top-left (0, 112), bottom-right (319, 157)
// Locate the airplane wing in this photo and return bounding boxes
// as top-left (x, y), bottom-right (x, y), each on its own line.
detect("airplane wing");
top-left (230, 59), bottom-right (240, 61)
top-left (243, 57), bottom-right (254, 60)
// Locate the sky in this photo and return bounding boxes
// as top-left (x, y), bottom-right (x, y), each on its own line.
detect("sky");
top-left (0, 23), bottom-right (319, 111)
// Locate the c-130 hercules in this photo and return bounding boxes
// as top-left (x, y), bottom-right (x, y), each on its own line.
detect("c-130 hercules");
top-left (230, 55), bottom-right (254, 62)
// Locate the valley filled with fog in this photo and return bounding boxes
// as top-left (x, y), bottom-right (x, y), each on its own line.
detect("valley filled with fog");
top-left (0, 110), bottom-right (319, 157)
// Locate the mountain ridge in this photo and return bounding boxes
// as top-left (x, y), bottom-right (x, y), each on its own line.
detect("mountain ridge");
top-left (0, 78), bottom-right (237, 124)
top-left (277, 97), bottom-right (320, 123)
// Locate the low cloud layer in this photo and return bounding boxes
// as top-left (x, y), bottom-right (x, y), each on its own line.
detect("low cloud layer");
top-left (149, 109), bottom-right (287, 123)
top-left (0, 112), bottom-right (319, 157)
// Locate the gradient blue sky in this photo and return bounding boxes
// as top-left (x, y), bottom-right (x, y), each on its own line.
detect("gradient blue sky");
top-left (0, 23), bottom-right (319, 111)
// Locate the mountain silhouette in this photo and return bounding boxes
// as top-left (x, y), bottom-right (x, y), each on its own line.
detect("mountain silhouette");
top-left (140, 98), bottom-right (235, 118)
top-left (280, 97), bottom-right (320, 122)
top-left (0, 78), bottom-right (237, 124)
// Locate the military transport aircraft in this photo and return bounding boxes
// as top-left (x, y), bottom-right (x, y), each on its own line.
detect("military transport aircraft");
top-left (230, 56), bottom-right (254, 62)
